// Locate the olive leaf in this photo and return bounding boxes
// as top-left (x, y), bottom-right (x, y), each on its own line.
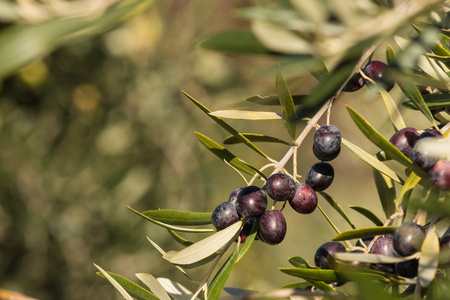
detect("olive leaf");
top-left (349, 206), bottom-right (384, 227)
top-left (276, 69), bottom-right (297, 140)
top-left (372, 169), bottom-right (396, 219)
top-left (94, 264), bottom-right (135, 300)
top-left (418, 226), bottom-right (439, 288)
top-left (156, 278), bottom-right (198, 300)
top-left (135, 273), bottom-right (171, 300)
top-left (142, 209), bottom-right (213, 226)
top-left (168, 221), bottom-right (242, 265)
top-left (96, 270), bottom-right (158, 300)
top-left (332, 227), bottom-right (397, 241)
top-left (207, 246), bottom-right (239, 300)
top-left (223, 133), bottom-right (290, 146)
top-left (209, 110), bottom-right (282, 120)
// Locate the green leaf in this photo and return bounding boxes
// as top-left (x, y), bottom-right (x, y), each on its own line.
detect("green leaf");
top-left (94, 264), bottom-right (140, 300)
top-left (378, 88), bottom-right (406, 131)
top-left (156, 278), bottom-right (198, 300)
top-left (288, 257), bottom-right (317, 269)
top-left (207, 246), bottom-right (239, 300)
top-left (342, 138), bottom-right (401, 183)
top-left (135, 273), bottom-right (171, 300)
top-left (334, 252), bottom-right (414, 264)
top-left (372, 169), bottom-right (396, 219)
top-left (332, 227), bottom-right (397, 241)
top-left (276, 69), bottom-right (297, 140)
top-left (168, 221), bottom-right (242, 265)
top-left (395, 172), bottom-right (421, 212)
top-left (236, 219), bottom-right (259, 262)
top-left (318, 192), bottom-right (355, 229)
top-left (349, 206), bottom-right (384, 227)
top-left (182, 91), bottom-right (268, 159)
top-left (223, 133), bottom-right (290, 146)
top-left (346, 105), bottom-right (427, 178)
top-left (418, 226), bottom-right (439, 288)
top-left (96, 271), bottom-right (158, 300)
top-left (279, 267), bottom-right (337, 282)
top-left (167, 230), bottom-right (193, 247)
top-left (387, 44), bottom-right (439, 127)
top-left (163, 250), bottom-right (219, 269)
top-left (129, 206), bottom-right (215, 233)
top-left (209, 110), bottom-right (282, 120)
top-left (195, 132), bottom-right (266, 179)
top-left (142, 209), bottom-right (212, 226)
top-left (197, 31), bottom-right (272, 55)
top-left (403, 93), bottom-right (450, 111)
top-left (245, 94), bottom-right (306, 106)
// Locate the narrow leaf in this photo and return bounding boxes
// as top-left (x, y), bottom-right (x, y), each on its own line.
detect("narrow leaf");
top-left (332, 227), bottom-right (397, 241)
top-left (169, 221), bottom-right (242, 265)
top-left (209, 110), bottom-right (282, 120)
top-left (395, 172), bottom-right (421, 212)
top-left (167, 230), bottom-right (193, 247)
top-left (372, 169), bottom-right (396, 219)
top-left (397, 82), bottom-right (437, 127)
top-left (349, 206), bottom-right (384, 227)
top-left (236, 219), bottom-right (259, 262)
top-left (223, 133), bottom-right (290, 145)
top-left (418, 226), bottom-right (439, 288)
top-left (163, 250), bottom-right (219, 269)
top-left (319, 192), bottom-right (355, 229)
top-left (343, 138), bottom-right (401, 183)
top-left (276, 70), bottom-right (297, 140)
top-left (197, 31), bottom-right (272, 55)
top-left (334, 252), bottom-right (415, 264)
top-left (207, 246), bottom-right (239, 300)
top-left (129, 206), bottom-right (215, 233)
top-left (195, 132), bottom-right (266, 179)
top-left (142, 209), bottom-right (212, 226)
top-left (378, 88), bottom-right (406, 131)
top-left (96, 271), bottom-right (158, 300)
top-left (288, 257), bottom-right (317, 269)
top-left (157, 278), bottom-right (198, 300)
top-left (403, 93), bottom-right (450, 111)
top-left (245, 94), bottom-right (306, 106)
top-left (94, 264), bottom-right (135, 300)
top-left (279, 267), bottom-right (337, 282)
top-left (346, 105), bottom-right (427, 178)
top-left (136, 273), bottom-right (171, 300)
top-left (182, 91), bottom-right (268, 158)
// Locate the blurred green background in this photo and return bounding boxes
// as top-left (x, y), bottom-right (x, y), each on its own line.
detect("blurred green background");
top-left (0, 0), bottom-right (438, 299)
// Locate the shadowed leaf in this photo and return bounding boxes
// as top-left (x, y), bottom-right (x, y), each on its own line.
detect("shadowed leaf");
top-left (319, 192), bottom-right (355, 229)
top-left (207, 246), bottom-right (239, 300)
top-left (136, 273), bottom-right (171, 300)
top-left (245, 94), bottom-right (306, 106)
top-left (419, 226), bottom-right (439, 288)
top-left (209, 110), bottom-right (282, 120)
top-left (349, 206), bottom-right (384, 226)
top-left (157, 278), bottom-right (198, 300)
top-left (95, 265), bottom-right (139, 300)
top-left (276, 69), bottom-right (297, 140)
top-left (333, 227), bottom-right (397, 241)
top-left (372, 169), bottom-right (396, 219)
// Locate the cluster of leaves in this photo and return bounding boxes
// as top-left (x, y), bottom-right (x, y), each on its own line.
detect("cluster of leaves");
top-left (96, 1), bottom-right (450, 299)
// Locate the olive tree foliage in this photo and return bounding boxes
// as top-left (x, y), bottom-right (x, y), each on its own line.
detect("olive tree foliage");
top-left (96, 0), bottom-right (450, 299)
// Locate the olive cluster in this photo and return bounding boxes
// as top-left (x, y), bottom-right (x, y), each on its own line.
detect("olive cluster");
top-left (211, 172), bottom-right (321, 245)
top-left (343, 60), bottom-right (394, 92)
top-left (389, 127), bottom-right (450, 190)
top-left (313, 222), bottom-right (425, 278)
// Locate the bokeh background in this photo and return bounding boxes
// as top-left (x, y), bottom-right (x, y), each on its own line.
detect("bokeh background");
top-left (0, 0), bottom-right (438, 299)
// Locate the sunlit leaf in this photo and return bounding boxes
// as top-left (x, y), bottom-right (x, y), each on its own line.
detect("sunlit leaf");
top-left (318, 192), bottom-right (355, 229)
top-left (378, 88), bottom-right (406, 131)
top-left (207, 246), bottom-right (239, 300)
top-left (372, 169), bottom-right (396, 219)
top-left (236, 219), bottom-right (259, 262)
top-left (163, 250), bottom-right (219, 269)
top-left (129, 206), bottom-right (215, 233)
top-left (142, 209), bottom-right (212, 226)
top-left (279, 267), bottom-right (337, 282)
top-left (276, 69), bottom-right (297, 140)
top-left (197, 31), bottom-right (272, 55)
top-left (195, 132), bottom-right (266, 179)
top-left (182, 91), bottom-right (268, 159)
top-left (209, 110), bottom-right (282, 120)
top-left (136, 273), bottom-right (171, 300)
top-left (94, 264), bottom-right (136, 300)
top-left (245, 94), bottom-right (306, 106)
top-left (169, 221), bottom-right (242, 265)
top-left (346, 105), bottom-right (427, 178)
top-left (157, 278), bottom-right (198, 300)
top-left (343, 138), bottom-right (401, 183)
top-left (223, 133), bottom-right (290, 146)
top-left (418, 226), bottom-right (439, 288)
top-left (395, 172), bottom-right (421, 212)
top-left (332, 227), bottom-right (397, 241)
top-left (349, 206), bottom-right (384, 227)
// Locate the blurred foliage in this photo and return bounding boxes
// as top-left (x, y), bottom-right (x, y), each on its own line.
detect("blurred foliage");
top-left (1, 0), bottom-right (450, 299)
